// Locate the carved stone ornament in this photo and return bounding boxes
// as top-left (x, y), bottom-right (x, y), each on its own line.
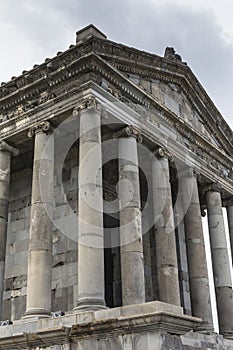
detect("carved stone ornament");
top-left (154, 147), bottom-right (172, 160)
top-left (0, 169), bottom-right (9, 181)
top-left (73, 95), bottom-right (98, 116)
top-left (0, 141), bottom-right (19, 156)
top-left (113, 126), bottom-right (143, 143)
top-left (202, 182), bottom-right (222, 195)
top-left (222, 197), bottom-right (233, 208)
top-left (201, 208), bottom-right (207, 217)
top-left (164, 47), bottom-right (183, 63)
top-left (28, 121), bottom-right (50, 138)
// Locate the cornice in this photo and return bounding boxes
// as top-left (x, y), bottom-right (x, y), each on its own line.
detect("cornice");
top-left (0, 36), bottom-right (232, 155)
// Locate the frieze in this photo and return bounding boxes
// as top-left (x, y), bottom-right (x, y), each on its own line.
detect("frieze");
top-left (126, 101), bottom-right (233, 180)
top-left (0, 73), bottom-right (98, 128)
top-left (127, 99), bottom-right (233, 172)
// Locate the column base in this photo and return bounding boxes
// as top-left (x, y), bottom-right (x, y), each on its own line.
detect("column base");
top-left (22, 308), bottom-right (51, 320)
top-left (73, 297), bottom-right (107, 313)
top-left (223, 332), bottom-right (233, 340)
top-left (194, 321), bottom-right (214, 333)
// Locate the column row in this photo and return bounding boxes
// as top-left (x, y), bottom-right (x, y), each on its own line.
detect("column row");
top-left (0, 101), bottom-right (233, 337)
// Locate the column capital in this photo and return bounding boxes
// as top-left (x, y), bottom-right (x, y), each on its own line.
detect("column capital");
top-left (73, 95), bottom-right (98, 116)
top-left (0, 141), bottom-right (19, 156)
top-left (153, 147), bottom-right (172, 160)
top-left (202, 182), bottom-right (222, 195)
top-left (113, 126), bottom-right (143, 143)
top-left (201, 209), bottom-right (207, 217)
top-left (28, 121), bottom-right (51, 138)
top-left (223, 197), bottom-right (233, 208)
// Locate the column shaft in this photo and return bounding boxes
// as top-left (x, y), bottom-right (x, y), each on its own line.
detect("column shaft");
top-left (152, 149), bottom-right (180, 306)
top-left (226, 204), bottom-right (233, 264)
top-left (75, 101), bottom-right (106, 311)
top-left (24, 122), bottom-right (54, 318)
top-left (0, 142), bottom-right (18, 318)
top-left (206, 189), bottom-right (233, 336)
top-left (174, 194), bottom-right (192, 315)
top-left (181, 172), bottom-right (213, 327)
top-left (142, 214), bottom-right (153, 302)
top-left (119, 130), bottom-right (145, 305)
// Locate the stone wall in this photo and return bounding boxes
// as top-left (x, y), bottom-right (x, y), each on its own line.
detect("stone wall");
top-left (3, 169), bottom-right (32, 320)
top-left (128, 74), bottom-right (221, 148)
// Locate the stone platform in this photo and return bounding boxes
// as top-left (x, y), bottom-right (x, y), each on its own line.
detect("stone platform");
top-left (0, 301), bottom-right (230, 349)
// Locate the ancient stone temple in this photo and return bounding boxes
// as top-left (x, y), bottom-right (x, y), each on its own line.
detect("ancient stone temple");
top-left (0, 24), bottom-right (233, 349)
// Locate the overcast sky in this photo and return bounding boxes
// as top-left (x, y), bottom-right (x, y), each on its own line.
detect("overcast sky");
top-left (0, 0), bottom-right (233, 129)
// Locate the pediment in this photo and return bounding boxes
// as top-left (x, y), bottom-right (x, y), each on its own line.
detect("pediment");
top-left (95, 55), bottom-right (233, 156)
top-left (95, 42), bottom-right (233, 155)
top-left (127, 76), bottom-right (223, 148)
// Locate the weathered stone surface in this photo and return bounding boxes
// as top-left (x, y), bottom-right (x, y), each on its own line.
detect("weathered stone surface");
top-left (152, 154), bottom-right (180, 306)
top-left (75, 103), bottom-right (106, 312)
top-left (206, 189), bottom-right (233, 336)
top-left (24, 124), bottom-right (54, 318)
top-left (227, 204), bottom-right (233, 265)
top-left (119, 134), bottom-right (145, 306)
top-left (181, 172), bottom-right (213, 327)
top-left (0, 147), bottom-right (13, 318)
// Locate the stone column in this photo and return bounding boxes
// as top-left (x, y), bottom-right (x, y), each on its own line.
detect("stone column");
top-left (116, 126), bottom-right (145, 306)
top-left (74, 96), bottom-right (106, 311)
top-left (24, 121), bottom-right (54, 319)
top-left (225, 198), bottom-right (233, 265)
top-left (206, 184), bottom-right (233, 337)
top-left (0, 142), bottom-right (18, 318)
top-left (180, 168), bottom-right (213, 328)
top-left (152, 147), bottom-right (180, 306)
top-left (142, 211), bottom-right (153, 302)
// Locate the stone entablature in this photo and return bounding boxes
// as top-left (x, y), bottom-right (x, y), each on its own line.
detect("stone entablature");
top-left (1, 85), bottom-right (232, 199)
